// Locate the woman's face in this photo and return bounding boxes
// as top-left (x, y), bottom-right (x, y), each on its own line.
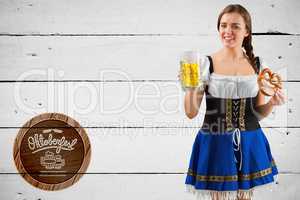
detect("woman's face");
top-left (218, 12), bottom-right (249, 49)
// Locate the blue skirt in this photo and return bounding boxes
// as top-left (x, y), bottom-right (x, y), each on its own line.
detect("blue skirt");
top-left (185, 127), bottom-right (278, 199)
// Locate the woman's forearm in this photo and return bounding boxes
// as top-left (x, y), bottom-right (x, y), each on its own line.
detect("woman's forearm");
top-left (184, 88), bottom-right (204, 119)
top-left (254, 100), bottom-right (274, 120)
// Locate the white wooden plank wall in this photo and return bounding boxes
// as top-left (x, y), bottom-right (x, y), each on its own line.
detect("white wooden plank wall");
top-left (0, 0), bottom-right (299, 199)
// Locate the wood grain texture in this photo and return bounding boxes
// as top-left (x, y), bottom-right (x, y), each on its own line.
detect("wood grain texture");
top-left (0, 36), bottom-right (296, 80)
top-left (0, 173), bottom-right (299, 200)
top-left (0, 0), bottom-right (299, 198)
top-left (2, 128), bottom-right (298, 173)
top-left (0, 81), bottom-right (289, 127)
top-left (0, 0), bottom-right (299, 34)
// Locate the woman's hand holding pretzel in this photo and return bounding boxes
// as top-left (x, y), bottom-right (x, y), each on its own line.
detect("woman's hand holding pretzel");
top-left (258, 68), bottom-right (287, 106)
top-left (269, 89), bottom-right (286, 106)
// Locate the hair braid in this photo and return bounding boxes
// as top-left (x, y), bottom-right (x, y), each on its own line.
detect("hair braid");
top-left (243, 35), bottom-right (258, 73)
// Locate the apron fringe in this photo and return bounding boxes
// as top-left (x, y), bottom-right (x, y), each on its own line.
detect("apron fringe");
top-left (186, 184), bottom-right (254, 200)
top-left (185, 174), bottom-right (278, 200)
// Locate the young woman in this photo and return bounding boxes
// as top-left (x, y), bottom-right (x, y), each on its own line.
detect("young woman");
top-left (181, 4), bottom-right (286, 200)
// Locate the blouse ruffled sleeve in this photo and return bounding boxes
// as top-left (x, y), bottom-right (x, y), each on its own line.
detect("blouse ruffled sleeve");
top-left (200, 56), bottom-right (210, 86)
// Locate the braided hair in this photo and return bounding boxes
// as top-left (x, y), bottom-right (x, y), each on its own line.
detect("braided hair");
top-left (217, 4), bottom-right (258, 73)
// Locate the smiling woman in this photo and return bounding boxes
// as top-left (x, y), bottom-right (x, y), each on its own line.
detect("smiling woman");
top-left (182, 4), bottom-right (286, 200)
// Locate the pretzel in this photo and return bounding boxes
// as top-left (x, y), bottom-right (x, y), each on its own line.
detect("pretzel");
top-left (257, 68), bottom-right (282, 96)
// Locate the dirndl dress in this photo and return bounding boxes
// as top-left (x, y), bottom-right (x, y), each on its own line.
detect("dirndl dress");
top-left (185, 56), bottom-right (278, 200)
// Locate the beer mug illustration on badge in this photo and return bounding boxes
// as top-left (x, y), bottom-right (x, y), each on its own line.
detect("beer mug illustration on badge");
top-left (179, 51), bottom-right (201, 91)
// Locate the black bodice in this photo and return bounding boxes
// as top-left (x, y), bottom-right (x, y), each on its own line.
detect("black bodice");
top-left (201, 56), bottom-right (261, 134)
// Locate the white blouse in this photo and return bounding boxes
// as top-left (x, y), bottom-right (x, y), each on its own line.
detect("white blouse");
top-left (199, 56), bottom-right (268, 99)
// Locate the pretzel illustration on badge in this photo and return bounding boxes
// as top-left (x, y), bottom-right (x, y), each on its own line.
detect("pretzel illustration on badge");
top-left (257, 68), bottom-right (282, 96)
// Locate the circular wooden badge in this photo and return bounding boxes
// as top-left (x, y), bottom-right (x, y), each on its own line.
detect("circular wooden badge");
top-left (13, 113), bottom-right (91, 191)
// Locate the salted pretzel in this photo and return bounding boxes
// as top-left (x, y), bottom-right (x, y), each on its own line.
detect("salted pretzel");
top-left (257, 68), bottom-right (282, 96)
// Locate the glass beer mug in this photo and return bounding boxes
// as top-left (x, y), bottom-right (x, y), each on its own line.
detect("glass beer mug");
top-left (179, 51), bottom-right (201, 91)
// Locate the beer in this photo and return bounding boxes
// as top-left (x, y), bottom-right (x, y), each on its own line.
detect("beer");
top-left (180, 51), bottom-right (201, 90)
